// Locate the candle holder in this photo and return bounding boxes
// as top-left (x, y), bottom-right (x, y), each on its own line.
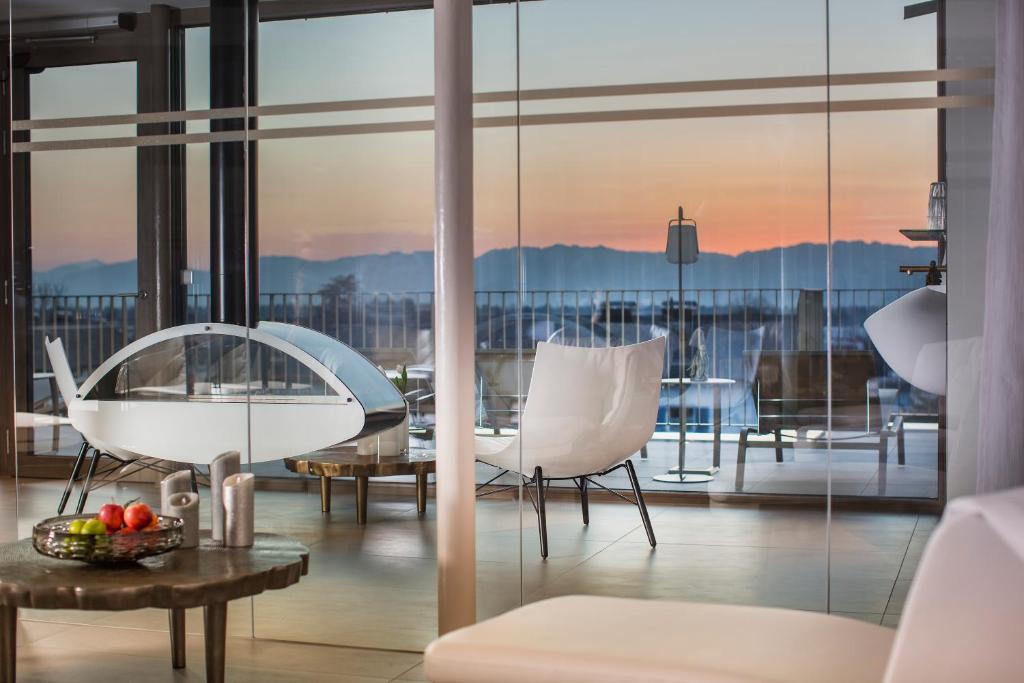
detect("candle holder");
top-left (166, 492), bottom-right (200, 548)
top-left (160, 470), bottom-right (192, 517)
top-left (222, 472), bottom-right (255, 548)
top-left (209, 451), bottom-right (240, 543)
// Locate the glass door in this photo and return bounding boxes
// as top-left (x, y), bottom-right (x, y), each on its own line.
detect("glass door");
top-left (16, 60), bottom-right (138, 476)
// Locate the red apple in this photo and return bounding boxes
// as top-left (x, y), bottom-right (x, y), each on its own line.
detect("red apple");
top-left (97, 503), bottom-right (124, 531)
top-left (123, 502), bottom-right (154, 531)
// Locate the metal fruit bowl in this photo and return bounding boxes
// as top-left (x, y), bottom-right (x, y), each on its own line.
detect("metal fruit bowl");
top-left (32, 514), bottom-right (184, 564)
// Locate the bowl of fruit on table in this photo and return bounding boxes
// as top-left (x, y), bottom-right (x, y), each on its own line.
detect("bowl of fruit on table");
top-left (33, 501), bottom-right (184, 564)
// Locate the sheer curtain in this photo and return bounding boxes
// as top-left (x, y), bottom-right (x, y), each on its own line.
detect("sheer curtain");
top-left (977, 0), bottom-right (1024, 492)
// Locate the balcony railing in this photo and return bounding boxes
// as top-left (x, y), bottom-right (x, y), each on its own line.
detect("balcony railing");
top-left (30, 287), bottom-right (914, 431)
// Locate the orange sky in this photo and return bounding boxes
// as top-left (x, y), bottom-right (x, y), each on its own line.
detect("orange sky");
top-left (29, 103), bottom-right (935, 271)
top-left (27, 0), bottom-right (939, 270)
top-left (251, 107), bottom-right (935, 263)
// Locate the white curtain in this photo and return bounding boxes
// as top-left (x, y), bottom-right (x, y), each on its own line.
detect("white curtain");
top-left (977, 0), bottom-right (1024, 492)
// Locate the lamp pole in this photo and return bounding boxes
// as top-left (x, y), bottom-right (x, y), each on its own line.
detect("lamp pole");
top-left (654, 207), bottom-right (714, 485)
top-left (677, 208), bottom-right (685, 471)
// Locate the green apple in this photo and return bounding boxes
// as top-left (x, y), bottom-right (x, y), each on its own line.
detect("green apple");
top-left (67, 519), bottom-right (86, 535)
top-left (82, 519), bottom-right (108, 535)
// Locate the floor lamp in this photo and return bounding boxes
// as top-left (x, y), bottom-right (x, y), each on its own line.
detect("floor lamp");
top-left (654, 207), bottom-right (714, 485)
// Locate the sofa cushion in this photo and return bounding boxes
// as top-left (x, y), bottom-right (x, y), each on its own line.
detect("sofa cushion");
top-left (425, 595), bottom-right (893, 683)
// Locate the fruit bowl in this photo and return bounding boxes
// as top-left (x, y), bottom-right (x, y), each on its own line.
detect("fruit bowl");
top-left (33, 514), bottom-right (184, 564)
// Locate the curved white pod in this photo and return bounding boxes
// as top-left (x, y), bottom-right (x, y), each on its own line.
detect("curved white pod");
top-left (864, 285), bottom-right (946, 396)
top-left (55, 322), bottom-right (406, 465)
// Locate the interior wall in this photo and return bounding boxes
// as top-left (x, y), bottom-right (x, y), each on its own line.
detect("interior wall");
top-left (945, 0), bottom-right (996, 500)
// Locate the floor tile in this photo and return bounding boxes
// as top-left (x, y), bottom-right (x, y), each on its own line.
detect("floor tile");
top-left (2, 472), bottom-right (931, 677)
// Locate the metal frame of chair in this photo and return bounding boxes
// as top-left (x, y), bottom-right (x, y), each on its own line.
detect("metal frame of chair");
top-left (57, 441), bottom-right (199, 515)
top-left (476, 459), bottom-right (655, 559)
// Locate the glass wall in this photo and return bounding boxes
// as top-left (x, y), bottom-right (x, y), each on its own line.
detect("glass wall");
top-left (1, 0), bottom-right (998, 672)
top-left (26, 62), bottom-right (136, 460)
top-left (503, 0), bottom-right (832, 613)
top-left (249, 8), bottom-right (440, 650)
top-left (8, 0), bottom-right (258, 642)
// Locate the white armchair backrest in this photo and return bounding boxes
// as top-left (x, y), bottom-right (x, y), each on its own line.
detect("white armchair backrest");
top-left (884, 486), bottom-right (1024, 683)
top-left (518, 336), bottom-right (666, 476)
top-left (44, 336), bottom-right (79, 406)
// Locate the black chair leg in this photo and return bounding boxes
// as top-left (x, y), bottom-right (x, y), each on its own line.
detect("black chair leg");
top-left (534, 466), bottom-right (548, 559)
top-left (58, 441), bottom-right (90, 514)
top-left (189, 465), bottom-right (199, 493)
top-left (625, 460), bottom-right (656, 548)
top-left (896, 418), bottom-right (906, 466)
top-left (774, 427), bottom-right (784, 462)
top-left (579, 477), bottom-right (589, 525)
top-left (75, 448), bottom-right (102, 515)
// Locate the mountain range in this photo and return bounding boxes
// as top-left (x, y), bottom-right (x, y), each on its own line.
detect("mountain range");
top-left (34, 241), bottom-right (934, 295)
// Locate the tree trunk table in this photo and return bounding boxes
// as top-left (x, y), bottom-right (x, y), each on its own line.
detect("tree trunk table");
top-left (0, 532), bottom-right (308, 683)
top-left (285, 447), bottom-right (436, 524)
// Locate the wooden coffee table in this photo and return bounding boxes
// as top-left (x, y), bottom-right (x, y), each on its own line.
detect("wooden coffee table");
top-left (285, 447), bottom-right (436, 524)
top-left (0, 533), bottom-right (308, 683)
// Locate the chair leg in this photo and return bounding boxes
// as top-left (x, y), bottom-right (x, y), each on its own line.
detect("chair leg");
top-left (625, 460), bottom-right (656, 548)
top-left (58, 441), bottom-right (90, 514)
top-left (774, 427), bottom-right (784, 462)
top-left (736, 429), bottom-right (749, 490)
top-left (579, 477), bottom-right (589, 525)
top-left (640, 445), bottom-right (648, 459)
top-left (189, 465), bottom-right (199, 493)
top-left (895, 417), bottom-right (906, 466)
top-left (534, 466), bottom-right (548, 559)
top-left (75, 448), bottom-right (102, 514)
top-left (737, 429), bottom-right (748, 465)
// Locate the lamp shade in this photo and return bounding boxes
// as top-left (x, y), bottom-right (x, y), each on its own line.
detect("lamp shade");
top-left (666, 224), bottom-right (699, 264)
top-left (864, 285), bottom-right (946, 396)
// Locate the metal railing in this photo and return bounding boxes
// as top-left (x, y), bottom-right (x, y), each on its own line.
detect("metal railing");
top-left (31, 287), bottom-right (913, 430)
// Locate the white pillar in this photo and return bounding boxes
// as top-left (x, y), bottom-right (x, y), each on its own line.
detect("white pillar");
top-left (434, 0), bottom-right (476, 634)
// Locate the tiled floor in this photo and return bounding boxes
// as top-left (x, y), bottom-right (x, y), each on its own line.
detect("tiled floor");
top-left (2, 476), bottom-right (934, 680)
top-left (11, 620), bottom-right (427, 682)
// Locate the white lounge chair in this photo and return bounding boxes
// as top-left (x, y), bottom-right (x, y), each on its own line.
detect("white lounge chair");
top-left (425, 484), bottom-right (1024, 682)
top-left (475, 336), bottom-right (666, 558)
top-left (46, 322), bottom-right (408, 512)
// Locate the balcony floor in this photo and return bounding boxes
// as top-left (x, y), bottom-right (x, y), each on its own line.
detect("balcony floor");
top-left (19, 420), bottom-right (940, 501)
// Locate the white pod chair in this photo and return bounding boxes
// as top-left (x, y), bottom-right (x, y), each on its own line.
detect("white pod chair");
top-left (51, 321), bottom-right (406, 466)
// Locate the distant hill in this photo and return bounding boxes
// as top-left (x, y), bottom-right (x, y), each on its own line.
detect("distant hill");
top-left (33, 241), bottom-right (934, 295)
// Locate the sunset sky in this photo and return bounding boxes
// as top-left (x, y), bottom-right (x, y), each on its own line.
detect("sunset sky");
top-left (29, 0), bottom-right (937, 271)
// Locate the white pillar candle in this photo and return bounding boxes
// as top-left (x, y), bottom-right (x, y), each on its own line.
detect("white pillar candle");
top-left (222, 472), bottom-right (255, 548)
top-left (166, 491), bottom-right (199, 549)
top-left (160, 470), bottom-right (193, 517)
top-left (209, 451), bottom-right (240, 543)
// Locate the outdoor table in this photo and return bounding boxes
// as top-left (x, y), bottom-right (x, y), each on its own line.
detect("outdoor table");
top-left (660, 377), bottom-right (737, 471)
top-left (286, 446), bottom-right (436, 523)
top-left (0, 533), bottom-right (308, 683)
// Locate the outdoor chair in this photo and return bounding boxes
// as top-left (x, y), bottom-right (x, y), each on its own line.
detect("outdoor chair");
top-left (475, 336), bottom-right (666, 558)
top-left (737, 350), bottom-right (896, 487)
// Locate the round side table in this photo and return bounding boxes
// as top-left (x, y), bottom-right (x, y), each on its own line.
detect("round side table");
top-left (0, 533), bottom-right (308, 683)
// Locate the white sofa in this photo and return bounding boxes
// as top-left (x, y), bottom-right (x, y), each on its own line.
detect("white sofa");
top-left (425, 485), bottom-right (1024, 682)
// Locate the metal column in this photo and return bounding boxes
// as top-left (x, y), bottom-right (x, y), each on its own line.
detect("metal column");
top-left (209, 0), bottom-right (258, 326)
top-left (434, 0), bottom-right (476, 635)
top-left (137, 4), bottom-right (187, 334)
